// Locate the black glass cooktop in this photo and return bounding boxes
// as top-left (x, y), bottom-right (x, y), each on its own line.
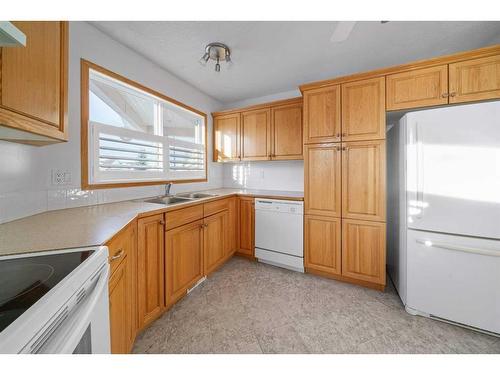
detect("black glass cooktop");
top-left (0, 250), bottom-right (94, 333)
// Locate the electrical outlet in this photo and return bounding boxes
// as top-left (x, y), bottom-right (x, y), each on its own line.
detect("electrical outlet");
top-left (51, 169), bottom-right (71, 186)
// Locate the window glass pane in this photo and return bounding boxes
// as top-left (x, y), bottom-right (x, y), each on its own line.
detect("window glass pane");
top-left (89, 70), bottom-right (156, 135)
top-left (162, 104), bottom-right (203, 144)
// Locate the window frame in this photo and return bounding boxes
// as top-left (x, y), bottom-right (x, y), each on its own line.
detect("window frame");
top-left (81, 59), bottom-right (208, 190)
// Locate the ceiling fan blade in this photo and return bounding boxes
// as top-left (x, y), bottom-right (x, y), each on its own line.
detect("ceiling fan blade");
top-left (330, 21), bottom-right (357, 43)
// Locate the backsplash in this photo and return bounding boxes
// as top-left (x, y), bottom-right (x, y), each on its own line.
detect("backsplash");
top-left (223, 160), bottom-right (304, 192)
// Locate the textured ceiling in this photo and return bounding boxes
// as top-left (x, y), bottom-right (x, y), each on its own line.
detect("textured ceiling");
top-left (91, 21), bottom-right (500, 104)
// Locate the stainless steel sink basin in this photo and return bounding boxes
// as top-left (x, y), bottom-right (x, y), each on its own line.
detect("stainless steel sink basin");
top-left (175, 192), bottom-right (218, 199)
top-left (145, 196), bottom-right (193, 205)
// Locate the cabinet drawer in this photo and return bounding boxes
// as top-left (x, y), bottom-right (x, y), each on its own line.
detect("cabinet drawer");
top-left (107, 222), bottom-right (135, 277)
top-left (204, 198), bottom-right (230, 217)
top-left (166, 205), bottom-right (203, 230)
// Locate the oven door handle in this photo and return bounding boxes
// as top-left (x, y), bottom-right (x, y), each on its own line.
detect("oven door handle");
top-left (52, 264), bottom-right (110, 354)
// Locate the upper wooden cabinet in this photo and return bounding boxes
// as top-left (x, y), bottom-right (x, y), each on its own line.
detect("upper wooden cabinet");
top-left (303, 85), bottom-right (341, 144)
top-left (137, 214), bottom-right (165, 330)
top-left (271, 100), bottom-right (303, 160)
top-left (449, 54), bottom-right (500, 104)
top-left (212, 97), bottom-right (303, 162)
top-left (341, 77), bottom-right (386, 141)
top-left (213, 113), bottom-right (240, 162)
top-left (386, 65), bottom-right (449, 110)
top-left (241, 108), bottom-right (271, 161)
top-left (342, 140), bottom-right (386, 222)
top-left (165, 219), bottom-right (204, 306)
top-left (342, 219), bottom-right (386, 286)
top-left (0, 21), bottom-right (68, 144)
top-left (304, 143), bottom-right (341, 217)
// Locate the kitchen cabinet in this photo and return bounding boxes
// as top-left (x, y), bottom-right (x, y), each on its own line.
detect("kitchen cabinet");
top-left (204, 210), bottom-right (229, 275)
top-left (271, 100), bottom-right (303, 159)
top-left (106, 222), bottom-right (136, 354)
top-left (341, 140), bottom-right (386, 222)
top-left (342, 219), bottom-right (386, 285)
top-left (341, 77), bottom-right (385, 141)
top-left (304, 215), bottom-right (341, 276)
top-left (304, 143), bottom-right (341, 217)
top-left (241, 108), bottom-right (271, 160)
top-left (0, 21), bottom-right (68, 144)
top-left (227, 197), bottom-right (238, 256)
top-left (386, 65), bottom-right (449, 110)
top-left (213, 113), bottom-right (240, 162)
top-left (449, 54), bottom-right (500, 103)
top-left (137, 214), bottom-right (165, 330)
top-left (238, 197), bottom-right (255, 257)
top-left (303, 85), bottom-right (341, 144)
top-left (165, 219), bottom-right (204, 306)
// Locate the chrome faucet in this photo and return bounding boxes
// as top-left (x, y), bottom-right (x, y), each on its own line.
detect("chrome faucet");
top-left (165, 183), bottom-right (172, 196)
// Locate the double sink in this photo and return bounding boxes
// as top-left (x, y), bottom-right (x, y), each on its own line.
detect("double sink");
top-left (145, 192), bottom-right (218, 205)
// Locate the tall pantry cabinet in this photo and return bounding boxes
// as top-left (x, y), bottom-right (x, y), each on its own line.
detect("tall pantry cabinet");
top-left (303, 77), bottom-right (387, 290)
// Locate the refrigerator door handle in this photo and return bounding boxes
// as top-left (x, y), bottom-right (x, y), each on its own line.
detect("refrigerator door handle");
top-left (416, 239), bottom-right (500, 257)
top-left (415, 123), bottom-right (424, 219)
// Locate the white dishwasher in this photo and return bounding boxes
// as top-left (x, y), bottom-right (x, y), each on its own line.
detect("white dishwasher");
top-left (255, 198), bottom-right (304, 272)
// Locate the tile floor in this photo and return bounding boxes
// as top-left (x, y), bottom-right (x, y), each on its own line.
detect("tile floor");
top-left (133, 257), bottom-right (500, 354)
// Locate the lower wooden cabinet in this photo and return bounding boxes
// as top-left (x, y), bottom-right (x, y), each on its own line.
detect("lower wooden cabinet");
top-left (108, 256), bottom-right (134, 354)
top-left (204, 210), bottom-right (229, 275)
top-left (137, 214), bottom-right (165, 330)
top-left (106, 222), bottom-right (136, 354)
top-left (165, 219), bottom-right (204, 306)
top-left (238, 197), bottom-right (254, 257)
top-left (342, 219), bottom-right (386, 286)
top-left (304, 215), bottom-right (341, 276)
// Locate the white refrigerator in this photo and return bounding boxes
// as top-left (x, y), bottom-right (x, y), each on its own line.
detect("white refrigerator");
top-left (387, 100), bottom-right (500, 335)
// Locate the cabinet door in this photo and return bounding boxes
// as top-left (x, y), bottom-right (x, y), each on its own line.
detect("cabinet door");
top-left (342, 219), bottom-right (386, 285)
top-left (386, 65), bottom-right (449, 110)
top-left (204, 210), bottom-right (228, 275)
top-left (304, 215), bottom-right (341, 276)
top-left (341, 77), bottom-right (385, 141)
top-left (238, 197), bottom-right (254, 256)
top-left (342, 140), bottom-right (386, 222)
top-left (227, 197), bottom-right (238, 256)
top-left (0, 21), bottom-right (68, 141)
top-left (165, 220), bottom-right (204, 306)
top-left (108, 256), bottom-right (132, 354)
top-left (213, 113), bottom-right (240, 162)
top-left (449, 54), bottom-right (500, 103)
top-left (137, 214), bottom-right (165, 329)
top-left (303, 85), bottom-right (341, 144)
top-left (304, 143), bottom-right (341, 217)
top-left (271, 101), bottom-right (303, 160)
top-left (241, 108), bottom-right (271, 160)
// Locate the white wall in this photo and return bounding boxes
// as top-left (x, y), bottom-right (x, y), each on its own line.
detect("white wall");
top-left (0, 22), bottom-right (224, 224)
top-left (223, 161), bottom-right (303, 192)
top-left (221, 88), bottom-right (301, 110)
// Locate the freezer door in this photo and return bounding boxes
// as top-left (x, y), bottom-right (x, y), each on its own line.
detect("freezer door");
top-left (405, 101), bottom-right (500, 239)
top-left (407, 229), bottom-right (500, 334)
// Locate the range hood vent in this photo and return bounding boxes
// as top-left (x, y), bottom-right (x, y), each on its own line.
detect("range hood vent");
top-left (0, 21), bottom-right (26, 47)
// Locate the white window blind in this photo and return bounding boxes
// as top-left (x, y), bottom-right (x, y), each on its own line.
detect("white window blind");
top-left (87, 67), bottom-right (206, 185)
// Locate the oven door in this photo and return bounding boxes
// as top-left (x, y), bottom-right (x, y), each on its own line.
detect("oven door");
top-left (27, 264), bottom-right (110, 354)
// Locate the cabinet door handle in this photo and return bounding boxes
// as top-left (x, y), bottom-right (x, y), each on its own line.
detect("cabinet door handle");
top-left (342, 133), bottom-right (347, 137)
top-left (342, 146), bottom-right (347, 151)
top-left (159, 220), bottom-right (165, 225)
top-left (441, 93), bottom-right (449, 98)
top-left (335, 133), bottom-right (340, 138)
top-left (110, 249), bottom-right (124, 261)
top-left (449, 92), bottom-right (456, 97)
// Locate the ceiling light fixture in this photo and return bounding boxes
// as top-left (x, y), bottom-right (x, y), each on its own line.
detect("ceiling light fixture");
top-left (199, 42), bottom-right (231, 72)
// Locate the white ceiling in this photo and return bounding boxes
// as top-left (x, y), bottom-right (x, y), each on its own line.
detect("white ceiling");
top-left (91, 21), bottom-right (500, 104)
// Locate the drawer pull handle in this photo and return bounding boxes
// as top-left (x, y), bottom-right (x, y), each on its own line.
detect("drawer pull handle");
top-left (441, 93), bottom-right (449, 98)
top-left (110, 249), bottom-right (124, 261)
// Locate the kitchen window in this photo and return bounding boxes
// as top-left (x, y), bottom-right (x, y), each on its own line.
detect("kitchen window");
top-left (81, 60), bottom-right (207, 189)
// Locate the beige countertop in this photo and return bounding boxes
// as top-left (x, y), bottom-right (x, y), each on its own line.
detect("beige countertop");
top-left (0, 188), bottom-right (303, 257)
